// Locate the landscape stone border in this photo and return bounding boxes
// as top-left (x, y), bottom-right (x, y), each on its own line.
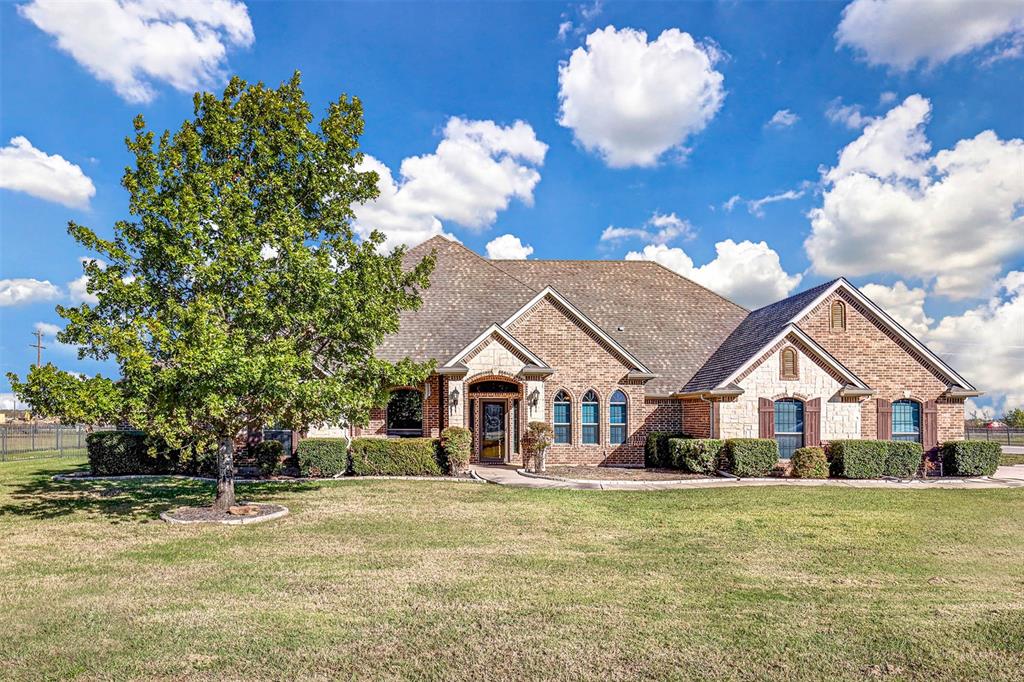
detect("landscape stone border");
top-left (161, 503), bottom-right (289, 526)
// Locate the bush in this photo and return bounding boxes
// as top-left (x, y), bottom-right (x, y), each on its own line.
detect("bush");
top-left (86, 430), bottom-right (178, 476)
top-left (179, 448), bottom-right (218, 478)
top-left (668, 438), bottom-right (723, 474)
top-left (942, 440), bottom-right (1000, 477)
top-left (440, 427), bottom-right (471, 475)
top-left (252, 439), bottom-right (285, 477)
top-left (349, 437), bottom-right (443, 476)
top-left (297, 438), bottom-right (349, 477)
top-left (645, 431), bottom-right (688, 468)
top-left (721, 439), bottom-right (778, 477)
top-left (827, 440), bottom-right (887, 479)
top-left (522, 421), bottom-right (554, 472)
top-left (885, 441), bottom-right (923, 478)
top-left (790, 446), bottom-right (828, 479)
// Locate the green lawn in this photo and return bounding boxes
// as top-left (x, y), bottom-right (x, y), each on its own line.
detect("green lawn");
top-left (1, 458), bottom-right (1022, 680)
top-left (1001, 453), bottom-right (1024, 467)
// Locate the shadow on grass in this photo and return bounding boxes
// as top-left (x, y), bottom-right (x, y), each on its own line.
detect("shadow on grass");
top-left (0, 460), bottom-right (323, 522)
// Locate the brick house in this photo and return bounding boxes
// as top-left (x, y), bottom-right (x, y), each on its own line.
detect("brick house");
top-left (325, 236), bottom-right (979, 467)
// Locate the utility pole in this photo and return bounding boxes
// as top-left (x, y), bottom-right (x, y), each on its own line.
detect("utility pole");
top-left (30, 330), bottom-right (46, 367)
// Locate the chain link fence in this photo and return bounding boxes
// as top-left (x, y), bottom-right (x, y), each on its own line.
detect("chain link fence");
top-left (0, 424), bottom-right (90, 462)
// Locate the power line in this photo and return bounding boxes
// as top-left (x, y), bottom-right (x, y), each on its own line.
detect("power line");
top-left (30, 330), bottom-right (46, 367)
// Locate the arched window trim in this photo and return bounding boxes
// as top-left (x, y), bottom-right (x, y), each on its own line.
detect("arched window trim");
top-left (830, 300), bottom-right (847, 331)
top-left (774, 397), bottom-right (804, 459)
top-left (581, 389), bottom-right (600, 445)
top-left (386, 387), bottom-right (423, 438)
top-left (553, 389), bottom-right (572, 445)
top-left (609, 390), bottom-right (627, 446)
top-left (892, 399), bottom-right (922, 443)
top-left (780, 347), bottom-right (799, 380)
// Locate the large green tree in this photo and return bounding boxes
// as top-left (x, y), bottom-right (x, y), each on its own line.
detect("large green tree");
top-left (8, 73), bottom-right (433, 510)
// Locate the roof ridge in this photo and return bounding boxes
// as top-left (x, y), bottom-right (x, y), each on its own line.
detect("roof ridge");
top-left (439, 238), bottom-right (542, 294)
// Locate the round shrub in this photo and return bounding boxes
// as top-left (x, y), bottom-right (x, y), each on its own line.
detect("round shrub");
top-left (252, 439), bottom-right (285, 477)
top-left (349, 437), bottom-right (443, 476)
top-left (441, 426), bottom-right (471, 475)
top-left (885, 441), bottom-right (923, 478)
top-left (790, 446), bottom-right (828, 479)
top-left (722, 438), bottom-right (778, 477)
top-left (942, 440), bottom-right (1000, 477)
top-left (668, 438), bottom-right (723, 474)
top-left (297, 438), bottom-right (349, 477)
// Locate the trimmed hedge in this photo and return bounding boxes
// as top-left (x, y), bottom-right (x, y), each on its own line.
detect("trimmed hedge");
top-left (86, 431), bottom-right (178, 476)
top-left (668, 438), bottom-right (723, 474)
top-left (790, 446), bottom-right (828, 479)
top-left (942, 440), bottom-right (1000, 477)
top-left (440, 427), bottom-right (471, 475)
top-left (252, 439), bottom-right (285, 477)
top-left (885, 441), bottom-right (924, 478)
top-left (645, 431), bottom-right (688, 468)
top-left (297, 438), bottom-right (349, 477)
top-left (827, 440), bottom-right (887, 479)
top-left (721, 438), bottom-right (778, 477)
top-left (349, 437), bottom-right (443, 476)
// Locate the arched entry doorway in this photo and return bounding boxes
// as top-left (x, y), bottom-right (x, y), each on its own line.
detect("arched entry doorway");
top-left (467, 377), bottom-right (523, 464)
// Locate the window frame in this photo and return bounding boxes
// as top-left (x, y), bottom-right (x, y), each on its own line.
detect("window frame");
top-left (773, 398), bottom-right (804, 459)
top-left (609, 390), bottom-right (627, 445)
top-left (892, 399), bottom-right (922, 442)
top-left (581, 389), bottom-right (599, 445)
top-left (553, 390), bottom-right (572, 445)
top-left (830, 300), bottom-right (847, 331)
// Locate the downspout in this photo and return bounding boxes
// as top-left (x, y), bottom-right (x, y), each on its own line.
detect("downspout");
top-left (699, 393), bottom-right (715, 439)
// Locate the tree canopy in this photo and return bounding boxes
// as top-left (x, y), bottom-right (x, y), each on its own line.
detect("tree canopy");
top-left (8, 73), bottom-right (434, 508)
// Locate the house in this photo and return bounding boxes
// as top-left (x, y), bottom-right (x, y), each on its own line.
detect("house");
top-left (328, 236), bottom-right (979, 467)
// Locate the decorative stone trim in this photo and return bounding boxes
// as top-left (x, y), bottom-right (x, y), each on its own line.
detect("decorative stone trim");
top-left (161, 503), bottom-right (289, 525)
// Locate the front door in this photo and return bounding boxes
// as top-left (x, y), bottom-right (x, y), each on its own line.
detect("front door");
top-left (480, 400), bottom-right (506, 462)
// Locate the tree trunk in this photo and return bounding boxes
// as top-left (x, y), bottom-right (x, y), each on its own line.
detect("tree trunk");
top-left (213, 435), bottom-right (236, 511)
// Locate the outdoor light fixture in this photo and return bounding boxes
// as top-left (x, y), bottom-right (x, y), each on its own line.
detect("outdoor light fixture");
top-left (528, 388), bottom-right (540, 408)
top-left (449, 386), bottom-right (460, 409)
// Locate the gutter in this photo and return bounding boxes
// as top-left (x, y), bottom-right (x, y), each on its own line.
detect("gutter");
top-left (944, 387), bottom-right (983, 398)
top-left (672, 384), bottom-right (744, 400)
top-left (838, 385), bottom-right (875, 398)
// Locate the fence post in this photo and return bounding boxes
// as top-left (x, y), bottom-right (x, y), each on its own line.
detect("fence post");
top-left (1, 427), bottom-right (5, 462)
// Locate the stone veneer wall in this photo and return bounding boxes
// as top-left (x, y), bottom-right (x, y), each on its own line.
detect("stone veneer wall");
top-left (798, 289), bottom-right (965, 445)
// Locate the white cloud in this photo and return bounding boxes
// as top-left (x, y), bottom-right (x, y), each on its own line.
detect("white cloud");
top-left (557, 21), bottom-right (574, 40)
top-left (721, 194), bottom-right (742, 212)
top-left (625, 239), bottom-right (802, 309)
top-left (67, 257), bottom-right (107, 305)
top-left (485, 234), bottom-right (534, 260)
top-left (0, 278), bottom-right (61, 307)
top-left (964, 398), bottom-right (995, 421)
top-left (806, 94), bottom-right (1024, 299)
top-left (0, 136), bottom-right (95, 208)
top-left (747, 189), bottom-right (805, 218)
top-left (767, 109), bottom-right (799, 128)
top-left (33, 320), bottom-right (80, 355)
top-left (0, 393), bottom-right (29, 410)
top-left (353, 118), bottom-right (547, 252)
top-left (861, 281), bottom-right (933, 336)
top-left (836, 0), bottom-right (1024, 70)
top-left (825, 97), bottom-right (872, 130)
top-left (879, 91), bottom-right (898, 105)
top-left (18, 0), bottom-right (254, 103)
top-left (600, 211), bottom-right (694, 244)
top-left (34, 321), bottom-right (61, 337)
top-left (557, 26), bottom-right (725, 168)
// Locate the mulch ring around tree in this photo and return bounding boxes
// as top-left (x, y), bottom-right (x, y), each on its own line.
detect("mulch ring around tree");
top-left (161, 502), bottom-right (289, 525)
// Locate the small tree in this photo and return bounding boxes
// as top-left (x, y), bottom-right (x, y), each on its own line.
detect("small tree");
top-left (1003, 407), bottom-right (1024, 429)
top-left (521, 421), bottom-right (554, 473)
top-left (8, 73), bottom-right (434, 511)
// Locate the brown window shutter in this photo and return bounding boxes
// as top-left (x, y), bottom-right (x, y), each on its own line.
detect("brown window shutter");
top-left (781, 348), bottom-right (798, 379)
top-left (923, 400), bottom-right (938, 451)
top-left (805, 398), bottom-right (821, 446)
top-left (876, 398), bottom-right (892, 440)
top-left (759, 398), bottom-right (775, 438)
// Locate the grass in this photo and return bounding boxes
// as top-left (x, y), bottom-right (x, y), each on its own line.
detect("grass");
top-left (1001, 453), bottom-right (1024, 467)
top-left (1, 458), bottom-right (1023, 680)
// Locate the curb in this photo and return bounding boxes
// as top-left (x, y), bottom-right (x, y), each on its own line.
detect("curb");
top-left (54, 473), bottom-right (484, 484)
top-left (516, 468), bottom-right (720, 486)
top-left (160, 503), bottom-right (289, 526)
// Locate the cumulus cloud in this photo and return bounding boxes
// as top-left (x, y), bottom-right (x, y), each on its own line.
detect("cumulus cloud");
top-left (825, 97), bottom-right (872, 130)
top-left (18, 0), bottom-right (254, 103)
top-left (600, 211), bottom-right (694, 244)
top-left (767, 109), bottom-right (799, 128)
top-left (0, 393), bottom-right (29, 410)
top-left (353, 118), bottom-right (547, 251)
top-left (861, 281), bottom-right (933, 336)
top-left (0, 136), bottom-right (95, 208)
top-left (0, 278), bottom-right (61, 307)
top-left (625, 239), bottom-right (802, 309)
top-left (557, 26), bottom-right (725, 167)
top-left (806, 94), bottom-right (1024, 299)
top-left (485, 234), bottom-right (534, 260)
top-left (836, 0), bottom-right (1024, 70)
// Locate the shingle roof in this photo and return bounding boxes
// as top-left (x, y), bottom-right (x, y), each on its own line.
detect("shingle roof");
top-left (681, 279), bottom-right (840, 393)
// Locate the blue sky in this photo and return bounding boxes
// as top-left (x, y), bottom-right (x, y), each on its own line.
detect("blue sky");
top-left (1, 1), bottom-right (1022, 414)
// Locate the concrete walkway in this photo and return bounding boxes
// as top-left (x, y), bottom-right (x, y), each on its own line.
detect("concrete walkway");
top-left (472, 464), bottom-right (1024, 491)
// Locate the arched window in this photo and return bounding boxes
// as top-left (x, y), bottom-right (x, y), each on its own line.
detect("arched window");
top-left (830, 300), bottom-right (846, 331)
top-left (582, 390), bottom-right (599, 444)
top-left (387, 389), bottom-right (422, 437)
top-left (609, 390), bottom-right (627, 445)
top-left (892, 400), bottom-right (921, 442)
top-left (553, 390), bottom-right (571, 444)
top-left (780, 347), bottom-right (799, 380)
top-left (774, 398), bottom-right (804, 459)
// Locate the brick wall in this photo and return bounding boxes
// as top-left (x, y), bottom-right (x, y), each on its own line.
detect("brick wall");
top-left (682, 400), bottom-right (712, 438)
top-left (798, 290), bottom-right (965, 447)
